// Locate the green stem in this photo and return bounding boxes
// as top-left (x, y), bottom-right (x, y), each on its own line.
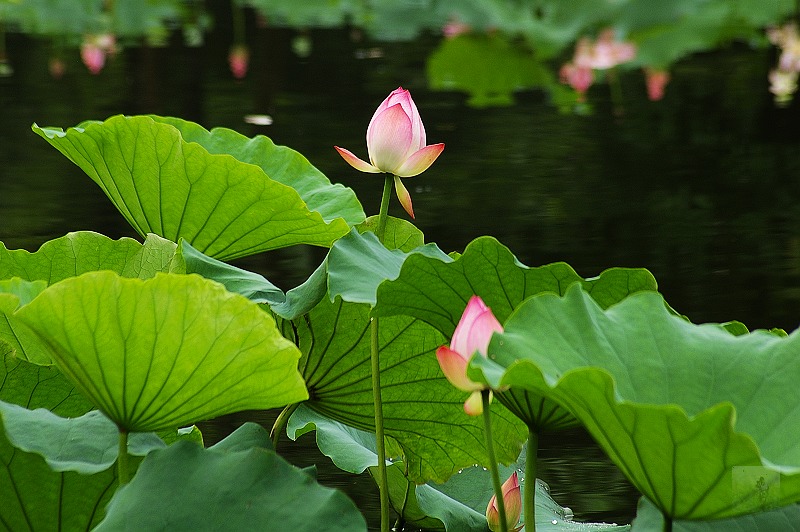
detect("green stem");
top-left (371, 174), bottom-right (394, 531)
top-left (482, 389), bottom-right (508, 532)
top-left (376, 175), bottom-right (393, 240)
top-left (117, 429), bottom-right (130, 486)
top-left (231, 0), bottom-right (246, 44)
top-left (663, 515), bottom-right (673, 532)
top-left (525, 429), bottom-right (539, 532)
top-left (270, 402), bottom-right (300, 450)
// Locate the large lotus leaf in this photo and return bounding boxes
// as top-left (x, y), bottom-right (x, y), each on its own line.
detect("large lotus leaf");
top-left (32, 115), bottom-right (359, 260)
top-left (476, 285), bottom-right (800, 521)
top-left (0, 348), bottom-right (117, 531)
top-left (372, 235), bottom-right (656, 432)
top-left (276, 295), bottom-right (526, 484)
top-left (0, 402), bottom-right (164, 474)
top-left (151, 116), bottom-right (364, 226)
top-left (94, 422), bottom-right (367, 531)
top-left (632, 496), bottom-right (800, 531)
top-left (288, 405), bottom-right (630, 531)
top-left (14, 271), bottom-right (308, 432)
top-left (0, 232), bottom-right (179, 364)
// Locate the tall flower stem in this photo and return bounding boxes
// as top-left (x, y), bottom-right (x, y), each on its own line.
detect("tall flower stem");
top-left (525, 428), bottom-right (539, 532)
top-left (117, 429), bottom-right (130, 486)
top-left (270, 402), bottom-right (300, 450)
top-left (483, 389), bottom-right (508, 532)
top-left (371, 174), bottom-right (394, 531)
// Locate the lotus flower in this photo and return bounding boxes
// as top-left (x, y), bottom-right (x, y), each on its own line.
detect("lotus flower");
top-left (644, 68), bottom-right (670, 101)
top-left (335, 87), bottom-right (445, 218)
top-left (228, 44), bottom-right (250, 79)
top-left (81, 41), bottom-right (106, 75)
top-left (486, 472), bottom-right (523, 532)
top-left (435, 296), bottom-right (502, 416)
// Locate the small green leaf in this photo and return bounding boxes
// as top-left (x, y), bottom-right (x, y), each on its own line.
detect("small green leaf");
top-left (356, 215), bottom-right (425, 252)
top-left (0, 402), bottom-right (164, 474)
top-left (327, 228), bottom-right (451, 306)
top-left (0, 232), bottom-right (179, 283)
top-left (15, 271), bottom-right (308, 432)
top-left (33, 116), bottom-right (361, 260)
top-left (95, 423), bottom-right (367, 531)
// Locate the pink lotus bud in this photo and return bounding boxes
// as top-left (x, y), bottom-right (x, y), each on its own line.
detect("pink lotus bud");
top-left (486, 472), bottom-right (523, 532)
top-left (644, 68), bottom-right (670, 101)
top-left (435, 296), bottom-right (502, 415)
top-left (228, 45), bottom-right (250, 79)
top-left (560, 63), bottom-right (594, 99)
top-left (334, 87), bottom-right (445, 218)
top-left (81, 41), bottom-right (106, 74)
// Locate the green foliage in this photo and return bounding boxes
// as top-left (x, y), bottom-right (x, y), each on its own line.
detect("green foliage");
top-left (95, 423), bottom-right (368, 531)
top-left (288, 405), bottom-right (631, 531)
top-left (373, 235), bottom-right (657, 432)
top-left (0, 349), bottom-right (113, 531)
top-left (14, 271), bottom-right (308, 432)
top-left (33, 116), bottom-right (363, 260)
top-left (477, 285), bottom-right (800, 520)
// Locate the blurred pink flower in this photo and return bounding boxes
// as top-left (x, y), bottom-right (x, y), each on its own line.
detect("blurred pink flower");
top-left (81, 33), bottom-right (116, 74)
top-left (435, 296), bottom-right (502, 416)
top-left (443, 19), bottom-right (471, 39)
top-left (81, 43), bottom-right (105, 74)
top-left (228, 44), bottom-right (250, 79)
top-left (644, 68), bottom-right (670, 101)
top-left (486, 471), bottom-right (523, 532)
top-left (560, 62), bottom-right (594, 99)
top-left (335, 87), bottom-right (444, 218)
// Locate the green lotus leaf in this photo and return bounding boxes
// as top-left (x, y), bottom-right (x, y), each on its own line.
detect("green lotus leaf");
top-left (0, 349), bottom-right (116, 530)
top-left (372, 235), bottom-right (657, 432)
top-left (289, 405), bottom-right (630, 531)
top-left (95, 423), bottom-right (367, 532)
top-left (33, 115), bottom-right (362, 260)
top-left (356, 215), bottom-right (426, 252)
top-left (0, 232), bottom-right (179, 283)
top-left (632, 496), bottom-right (800, 531)
top-left (0, 402), bottom-right (164, 474)
top-left (327, 228), bottom-right (451, 306)
top-left (152, 116), bottom-right (364, 227)
top-left (477, 285), bottom-right (800, 521)
top-left (0, 232), bottom-right (178, 365)
top-left (14, 271), bottom-right (308, 432)
top-left (276, 294), bottom-right (526, 484)
top-left (178, 239), bottom-right (329, 320)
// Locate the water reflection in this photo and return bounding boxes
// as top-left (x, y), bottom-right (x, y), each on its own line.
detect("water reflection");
top-left (3, 2), bottom-right (800, 529)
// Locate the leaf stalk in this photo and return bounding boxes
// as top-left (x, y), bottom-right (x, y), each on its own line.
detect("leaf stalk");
top-left (372, 174), bottom-right (394, 531)
top-left (483, 389), bottom-right (508, 532)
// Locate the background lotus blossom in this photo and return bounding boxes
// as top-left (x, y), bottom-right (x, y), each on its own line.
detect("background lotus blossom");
top-left (335, 87), bottom-right (444, 218)
top-left (435, 295), bottom-right (502, 415)
top-left (486, 471), bottom-right (522, 532)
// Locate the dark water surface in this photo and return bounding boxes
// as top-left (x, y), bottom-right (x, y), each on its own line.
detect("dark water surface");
top-left (3, 8), bottom-right (800, 530)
